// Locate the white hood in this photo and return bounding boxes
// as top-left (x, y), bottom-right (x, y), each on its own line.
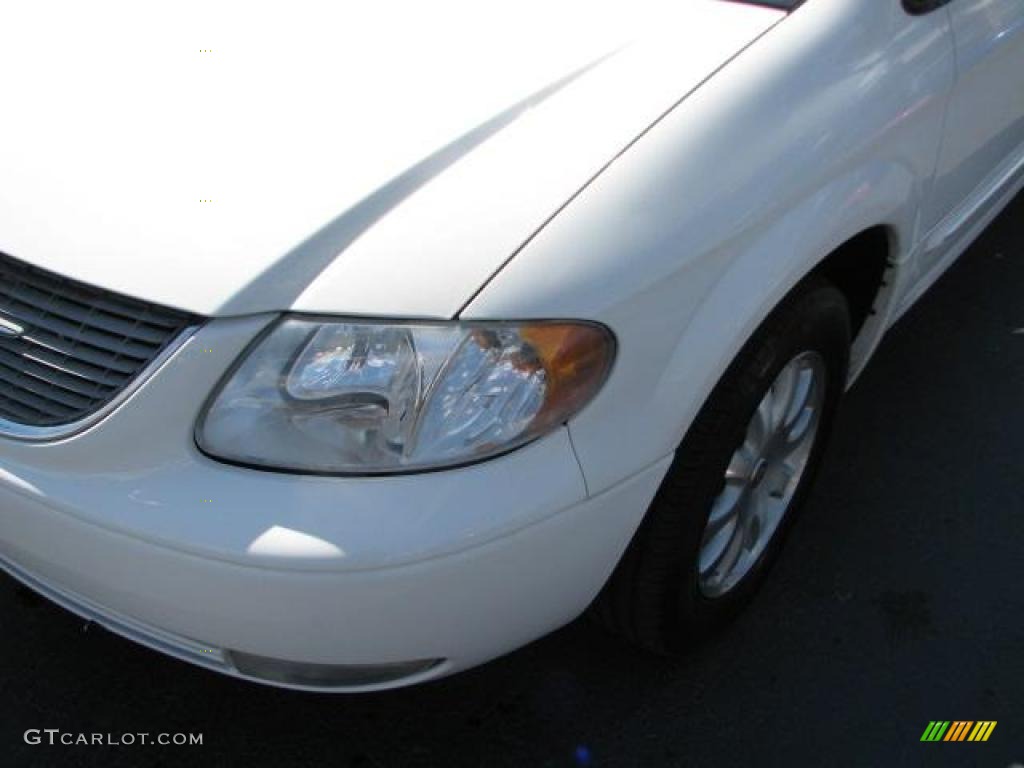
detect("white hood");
top-left (0, 0), bottom-right (782, 317)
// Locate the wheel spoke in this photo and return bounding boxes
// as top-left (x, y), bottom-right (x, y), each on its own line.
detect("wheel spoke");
top-left (769, 362), bottom-right (798, 431)
top-left (706, 485), bottom-right (744, 538)
top-left (699, 519), bottom-right (737, 577)
top-left (742, 492), bottom-right (762, 550)
top-left (781, 365), bottom-right (814, 430)
top-left (766, 460), bottom-right (796, 500)
top-left (726, 446), bottom-right (755, 482)
top-left (749, 392), bottom-right (774, 451)
top-left (785, 404), bottom-right (816, 446)
top-left (701, 517), bottom-right (744, 585)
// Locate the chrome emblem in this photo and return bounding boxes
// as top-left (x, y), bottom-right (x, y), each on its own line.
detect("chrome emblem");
top-left (0, 315), bottom-right (25, 339)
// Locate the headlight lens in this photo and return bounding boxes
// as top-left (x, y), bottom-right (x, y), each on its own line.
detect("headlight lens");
top-left (196, 317), bottom-right (615, 474)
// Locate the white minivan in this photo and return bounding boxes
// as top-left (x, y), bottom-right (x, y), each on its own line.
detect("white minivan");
top-left (1, 0), bottom-right (1022, 690)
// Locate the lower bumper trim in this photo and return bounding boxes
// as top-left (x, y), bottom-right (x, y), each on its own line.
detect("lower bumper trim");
top-left (0, 552), bottom-right (231, 673)
top-left (2, 552), bottom-right (448, 692)
top-left (227, 651), bottom-right (444, 689)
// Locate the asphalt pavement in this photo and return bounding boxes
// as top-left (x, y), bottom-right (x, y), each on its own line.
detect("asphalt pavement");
top-left (2, 192), bottom-right (1022, 768)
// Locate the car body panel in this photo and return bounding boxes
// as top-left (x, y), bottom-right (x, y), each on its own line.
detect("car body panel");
top-left (0, 0), bottom-right (781, 318)
top-left (916, 0), bottom-right (1024, 278)
top-left (464, 0), bottom-right (957, 493)
top-left (0, 452), bottom-right (671, 690)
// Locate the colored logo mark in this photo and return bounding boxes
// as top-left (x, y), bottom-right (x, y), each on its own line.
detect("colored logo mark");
top-left (920, 721), bottom-right (997, 742)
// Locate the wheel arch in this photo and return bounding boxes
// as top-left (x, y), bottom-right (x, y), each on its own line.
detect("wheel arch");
top-left (571, 164), bottom-right (917, 496)
top-left (810, 223), bottom-right (901, 380)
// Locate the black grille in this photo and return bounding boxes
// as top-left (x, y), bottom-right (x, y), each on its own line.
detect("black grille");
top-left (0, 252), bottom-right (196, 429)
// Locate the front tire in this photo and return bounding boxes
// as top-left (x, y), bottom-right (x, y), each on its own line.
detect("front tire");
top-left (594, 275), bottom-right (851, 653)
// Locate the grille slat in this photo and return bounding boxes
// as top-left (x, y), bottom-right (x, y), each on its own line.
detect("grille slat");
top-left (16, 345), bottom-right (129, 390)
top-left (0, 374), bottom-right (79, 420)
top-left (0, 347), bottom-right (116, 401)
top-left (2, 265), bottom-right (187, 329)
top-left (0, 395), bottom-right (57, 424)
top-left (0, 281), bottom-right (172, 345)
top-left (0, 296), bottom-right (160, 360)
top-left (0, 252), bottom-right (196, 429)
top-left (23, 330), bottom-right (146, 376)
top-left (0, 359), bottom-right (97, 411)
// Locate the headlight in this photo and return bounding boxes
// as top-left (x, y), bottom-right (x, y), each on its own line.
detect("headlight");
top-left (196, 317), bottom-right (615, 474)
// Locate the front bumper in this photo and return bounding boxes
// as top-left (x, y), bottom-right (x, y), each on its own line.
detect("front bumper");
top-left (0, 315), bottom-right (669, 691)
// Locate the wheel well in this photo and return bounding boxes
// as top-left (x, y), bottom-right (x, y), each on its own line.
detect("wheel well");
top-left (813, 227), bottom-right (892, 339)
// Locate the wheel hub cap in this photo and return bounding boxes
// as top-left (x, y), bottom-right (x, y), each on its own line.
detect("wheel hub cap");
top-left (697, 351), bottom-right (827, 598)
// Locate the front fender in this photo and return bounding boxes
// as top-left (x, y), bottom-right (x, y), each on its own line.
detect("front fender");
top-left (463, 0), bottom-right (954, 495)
